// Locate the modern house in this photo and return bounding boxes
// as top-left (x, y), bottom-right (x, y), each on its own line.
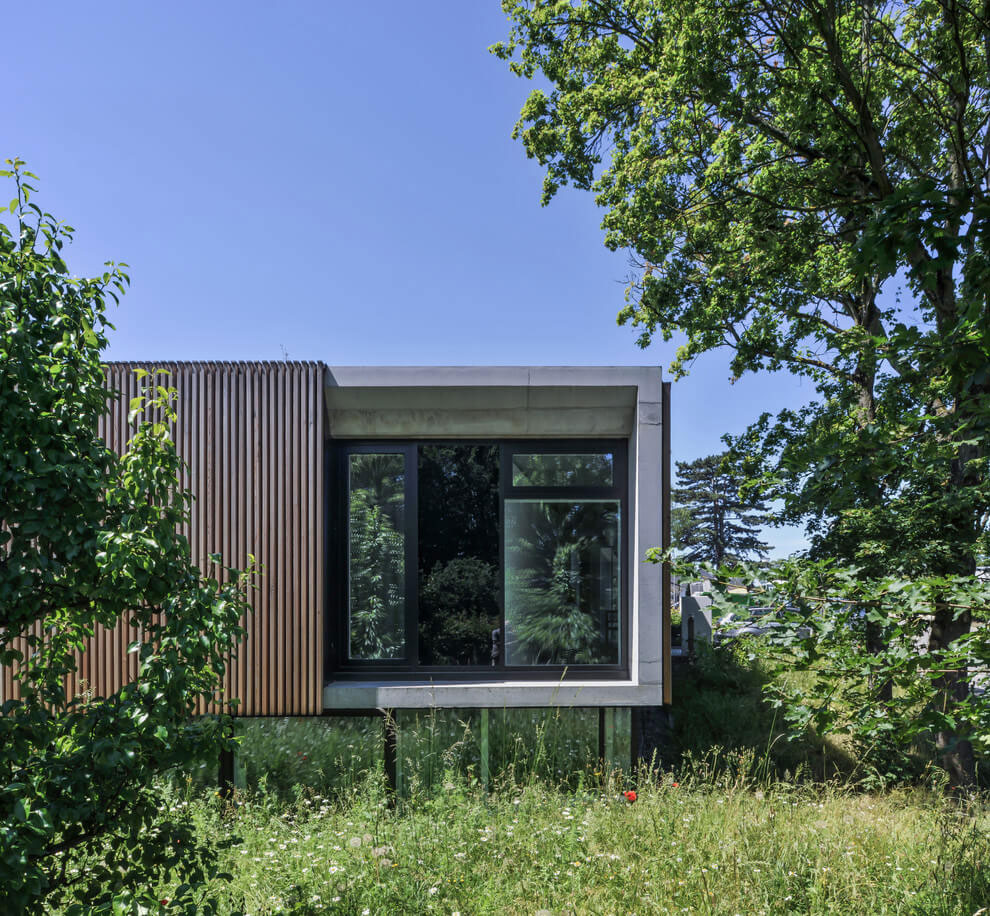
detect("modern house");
top-left (3, 362), bottom-right (671, 767)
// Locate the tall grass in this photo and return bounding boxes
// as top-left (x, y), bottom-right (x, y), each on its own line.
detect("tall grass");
top-left (236, 708), bottom-right (629, 803)
top-left (58, 652), bottom-right (990, 913)
top-left (153, 759), bottom-right (989, 915)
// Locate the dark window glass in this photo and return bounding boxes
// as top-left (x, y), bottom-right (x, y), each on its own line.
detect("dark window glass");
top-left (348, 453), bottom-right (405, 660)
top-left (503, 500), bottom-right (620, 665)
top-left (512, 453), bottom-right (614, 487)
top-left (339, 439), bottom-right (626, 674)
top-left (417, 445), bottom-right (500, 665)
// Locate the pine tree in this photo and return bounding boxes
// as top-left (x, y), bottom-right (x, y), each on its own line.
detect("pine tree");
top-left (672, 453), bottom-right (769, 566)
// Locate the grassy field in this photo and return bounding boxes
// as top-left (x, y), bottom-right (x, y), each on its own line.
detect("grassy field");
top-left (63, 647), bottom-right (990, 914)
top-left (158, 767), bottom-right (989, 915)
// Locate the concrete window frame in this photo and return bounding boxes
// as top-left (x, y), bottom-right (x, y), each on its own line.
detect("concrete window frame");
top-left (322, 367), bottom-right (664, 710)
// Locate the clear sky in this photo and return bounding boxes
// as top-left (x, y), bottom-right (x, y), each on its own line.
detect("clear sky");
top-left (7, 1), bottom-right (813, 555)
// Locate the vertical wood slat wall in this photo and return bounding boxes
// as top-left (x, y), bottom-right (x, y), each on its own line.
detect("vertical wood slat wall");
top-left (1, 362), bottom-right (326, 716)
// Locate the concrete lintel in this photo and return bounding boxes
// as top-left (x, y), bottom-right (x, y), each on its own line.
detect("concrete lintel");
top-left (327, 366), bottom-right (531, 388)
top-left (323, 682), bottom-right (663, 709)
top-left (330, 407), bottom-right (637, 439)
top-left (527, 366), bottom-right (660, 391)
top-left (326, 366), bottom-right (660, 391)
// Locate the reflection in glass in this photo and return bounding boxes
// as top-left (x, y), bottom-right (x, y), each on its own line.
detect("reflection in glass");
top-left (348, 453), bottom-right (405, 660)
top-left (504, 500), bottom-right (619, 665)
top-left (512, 453), bottom-right (614, 487)
top-left (418, 445), bottom-right (500, 665)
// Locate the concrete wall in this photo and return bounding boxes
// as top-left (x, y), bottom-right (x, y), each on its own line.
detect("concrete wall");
top-left (322, 366), bottom-right (665, 709)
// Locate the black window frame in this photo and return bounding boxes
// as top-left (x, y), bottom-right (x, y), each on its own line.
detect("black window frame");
top-left (327, 438), bottom-right (629, 682)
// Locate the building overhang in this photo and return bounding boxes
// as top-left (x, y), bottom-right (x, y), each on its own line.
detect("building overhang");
top-left (324, 366), bottom-right (658, 439)
top-left (322, 365), bottom-right (665, 710)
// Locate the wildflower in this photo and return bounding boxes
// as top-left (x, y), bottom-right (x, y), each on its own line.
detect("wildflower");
top-left (623, 790), bottom-right (637, 803)
top-left (671, 782), bottom-right (679, 788)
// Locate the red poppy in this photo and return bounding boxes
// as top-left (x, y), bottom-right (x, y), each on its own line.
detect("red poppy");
top-left (671, 782), bottom-right (679, 788)
top-left (623, 790), bottom-right (637, 803)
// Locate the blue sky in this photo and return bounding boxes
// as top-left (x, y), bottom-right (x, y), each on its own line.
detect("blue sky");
top-left (7, 1), bottom-right (813, 555)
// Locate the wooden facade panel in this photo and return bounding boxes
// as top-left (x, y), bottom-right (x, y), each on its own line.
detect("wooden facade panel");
top-left (1, 361), bottom-right (326, 716)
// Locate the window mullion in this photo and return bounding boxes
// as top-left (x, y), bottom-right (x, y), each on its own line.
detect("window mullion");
top-left (405, 445), bottom-right (418, 666)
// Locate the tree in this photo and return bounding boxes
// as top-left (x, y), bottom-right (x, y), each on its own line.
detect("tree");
top-left (494, 0), bottom-right (990, 779)
top-left (506, 502), bottom-right (618, 664)
top-left (0, 160), bottom-right (251, 913)
top-left (417, 445), bottom-right (501, 665)
top-left (348, 488), bottom-right (406, 660)
top-left (672, 453), bottom-right (770, 565)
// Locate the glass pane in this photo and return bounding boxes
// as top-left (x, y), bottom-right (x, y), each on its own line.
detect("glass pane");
top-left (417, 445), bottom-right (500, 665)
top-left (504, 500), bottom-right (620, 665)
top-left (348, 453), bottom-right (405, 660)
top-left (512, 453), bottom-right (614, 487)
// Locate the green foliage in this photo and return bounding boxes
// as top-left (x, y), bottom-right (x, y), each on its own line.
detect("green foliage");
top-left (506, 502), bottom-right (618, 664)
top-left (48, 711), bottom-right (990, 913)
top-left (672, 451), bottom-right (770, 565)
top-left (0, 161), bottom-right (252, 913)
top-left (493, 0), bottom-right (990, 575)
top-left (663, 553), bottom-right (990, 785)
top-left (417, 445), bottom-right (500, 665)
top-left (347, 488), bottom-right (405, 660)
top-left (232, 708), bottom-right (612, 802)
top-left (235, 717), bottom-right (383, 802)
top-left (496, 0), bottom-right (990, 779)
top-left (671, 640), bottom-right (836, 781)
top-left (419, 557), bottom-right (499, 665)
top-left (509, 537), bottom-right (601, 663)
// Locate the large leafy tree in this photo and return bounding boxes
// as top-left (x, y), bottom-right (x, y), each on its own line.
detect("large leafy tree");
top-left (0, 161), bottom-right (250, 913)
top-left (493, 0), bottom-right (990, 572)
top-left (673, 453), bottom-right (770, 565)
top-left (494, 0), bottom-right (990, 778)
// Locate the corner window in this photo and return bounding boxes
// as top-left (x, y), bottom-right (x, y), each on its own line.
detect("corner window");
top-left (336, 441), bottom-right (626, 675)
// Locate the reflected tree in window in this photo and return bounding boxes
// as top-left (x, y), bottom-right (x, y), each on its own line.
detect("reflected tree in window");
top-left (504, 501), bottom-right (619, 665)
top-left (512, 452), bottom-right (614, 487)
top-left (418, 445), bottom-right (500, 665)
top-left (348, 454), bottom-right (405, 660)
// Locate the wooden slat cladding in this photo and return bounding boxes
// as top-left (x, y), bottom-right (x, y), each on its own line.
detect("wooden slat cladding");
top-left (1, 362), bottom-right (326, 716)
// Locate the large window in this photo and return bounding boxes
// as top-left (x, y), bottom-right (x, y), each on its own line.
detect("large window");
top-left (334, 441), bottom-right (627, 676)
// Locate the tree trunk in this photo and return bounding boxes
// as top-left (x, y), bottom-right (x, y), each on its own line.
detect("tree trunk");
top-left (930, 604), bottom-right (975, 785)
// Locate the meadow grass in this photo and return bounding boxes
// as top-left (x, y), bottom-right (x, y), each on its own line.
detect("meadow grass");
top-left (72, 648), bottom-right (990, 914)
top-left (162, 765), bottom-right (989, 915)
